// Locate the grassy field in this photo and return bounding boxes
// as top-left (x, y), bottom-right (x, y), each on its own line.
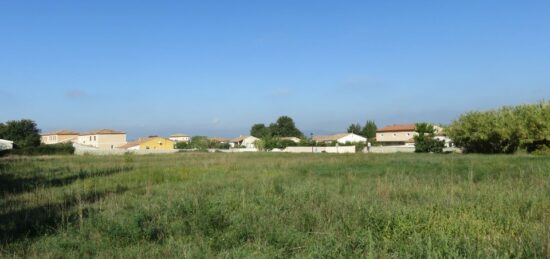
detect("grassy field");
top-left (1, 153), bottom-right (549, 258)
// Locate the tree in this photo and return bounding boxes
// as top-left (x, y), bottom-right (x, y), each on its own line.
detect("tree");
top-left (0, 119), bottom-right (41, 148)
top-left (269, 116), bottom-right (303, 137)
top-left (347, 123), bottom-right (362, 135)
top-left (362, 120), bottom-right (377, 139)
top-left (414, 122), bottom-right (444, 153)
top-left (250, 123), bottom-right (272, 138)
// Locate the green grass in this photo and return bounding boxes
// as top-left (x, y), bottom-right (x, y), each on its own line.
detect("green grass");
top-left (1, 153), bottom-right (549, 258)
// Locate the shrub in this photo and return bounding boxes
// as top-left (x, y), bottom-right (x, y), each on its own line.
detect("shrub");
top-left (448, 101), bottom-right (550, 153)
top-left (7, 143), bottom-right (75, 156)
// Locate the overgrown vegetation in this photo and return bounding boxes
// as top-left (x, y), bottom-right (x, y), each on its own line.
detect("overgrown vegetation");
top-left (1, 153), bottom-right (549, 257)
top-left (175, 136), bottom-right (230, 150)
top-left (0, 119), bottom-right (41, 148)
top-left (448, 101), bottom-right (550, 153)
top-left (414, 123), bottom-right (445, 153)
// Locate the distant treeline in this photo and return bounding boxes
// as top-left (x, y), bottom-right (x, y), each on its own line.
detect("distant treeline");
top-left (448, 101), bottom-right (550, 154)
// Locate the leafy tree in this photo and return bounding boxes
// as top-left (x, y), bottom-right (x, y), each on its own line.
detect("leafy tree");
top-left (347, 123), bottom-right (362, 135)
top-left (0, 119), bottom-right (41, 148)
top-left (269, 116), bottom-right (303, 137)
top-left (414, 122), bottom-right (444, 153)
top-left (250, 123), bottom-right (271, 138)
top-left (362, 120), bottom-right (377, 139)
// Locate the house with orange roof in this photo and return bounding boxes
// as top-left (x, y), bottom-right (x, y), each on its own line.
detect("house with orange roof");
top-left (41, 130), bottom-right (79, 144)
top-left (77, 129), bottom-right (127, 149)
top-left (376, 124), bottom-right (417, 146)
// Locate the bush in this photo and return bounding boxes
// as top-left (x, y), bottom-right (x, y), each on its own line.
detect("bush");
top-left (448, 101), bottom-right (550, 153)
top-left (6, 143), bottom-right (75, 156)
top-left (414, 123), bottom-right (445, 153)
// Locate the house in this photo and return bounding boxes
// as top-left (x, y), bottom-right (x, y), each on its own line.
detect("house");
top-left (118, 136), bottom-right (175, 150)
top-left (280, 137), bottom-right (301, 143)
top-left (229, 135), bottom-right (259, 148)
top-left (376, 124), bottom-right (417, 146)
top-left (313, 133), bottom-right (367, 144)
top-left (208, 137), bottom-right (230, 143)
top-left (169, 133), bottom-right (191, 143)
top-left (77, 129), bottom-right (127, 149)
top-left (41, 130), bottom-right (79, 144)
top-left (0, 139), bottom-right (14, 150)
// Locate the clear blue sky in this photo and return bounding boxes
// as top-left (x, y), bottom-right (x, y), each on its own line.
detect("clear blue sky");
top-left (1, 1), bottom-right (549, 139)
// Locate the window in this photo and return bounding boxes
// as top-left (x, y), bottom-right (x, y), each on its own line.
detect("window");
top-left (393, 133), bottom-right (396, 136)
top-left (89, 136), bottom-right (92, 141)
top-left (94, 136), bottom-right (96, 141)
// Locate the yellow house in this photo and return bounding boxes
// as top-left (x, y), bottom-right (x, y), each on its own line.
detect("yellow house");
top-left (117, 136), bottom-right (175, 150)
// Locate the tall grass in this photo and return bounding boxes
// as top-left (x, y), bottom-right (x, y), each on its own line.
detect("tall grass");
top-left (1, 153), bottom-right (549, 257)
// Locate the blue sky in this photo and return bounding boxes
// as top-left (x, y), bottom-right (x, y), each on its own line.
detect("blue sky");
top-left (1, 1), bottom-right (549, 139)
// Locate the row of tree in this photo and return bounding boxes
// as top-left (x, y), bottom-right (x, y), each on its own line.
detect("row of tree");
top-left (448, 101), bottom-right (550, 153)
top-left (347, 120), bottom-right (377, 139)
top-left (0, 119), bottom-right (41, 148)
top-left (250, 116), bottom-right (303, 138)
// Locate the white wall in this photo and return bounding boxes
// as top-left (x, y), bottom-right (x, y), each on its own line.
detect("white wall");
top-left (284, 146), bottom-right (356, 154)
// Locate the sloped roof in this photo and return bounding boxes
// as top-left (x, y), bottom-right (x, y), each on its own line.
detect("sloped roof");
top-left (230, 135), bottom-right (258, 143)
top-left (41, 130), bottom-right (79, 136)
top-left (80, 129), bottom-right (125, 135)
top-left (377, 124), bottom-right (416, 133)
top-left (313, 133), bottom-right (351, 142)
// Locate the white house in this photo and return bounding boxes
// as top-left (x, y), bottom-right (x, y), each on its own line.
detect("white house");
top-left (0, 139), bottom-right (14, 150)
top-left (229, 135), bottom-right (259, 148)
top-left (169, 133), bottom-right (191, 143)
top-left (313, 133), bottom-right (367, 144)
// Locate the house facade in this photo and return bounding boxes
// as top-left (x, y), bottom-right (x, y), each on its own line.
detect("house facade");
top-left (118, 137), bottom-right (175, 150)
top-left (41, 130), bottom-right (79, 144)
top-left (229, 135), bottom-right (259, 148)
top-left (376, 124), bottom-right (417, 146)
top-left (313, 133), bottom-right (367, 144)
top-left (77, 129), bottom-right (127, 149)
top-left (169, 133), bottom-right (191, 143)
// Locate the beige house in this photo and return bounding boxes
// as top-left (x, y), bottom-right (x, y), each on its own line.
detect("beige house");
top-left (376, 124), bottom-right (417, 146)
top-left (41, 130), bottom-right (79, 144)
top-left (313, 133), bottom-right (367, 144)
top-left (77, 129), bottom-right (127, 149)
top-left (169, 133), bottom-right (191, 143)
top-left (229, 135), bottom-right (259, 148)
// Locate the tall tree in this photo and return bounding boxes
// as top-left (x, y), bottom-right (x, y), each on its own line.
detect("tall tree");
top-left (269, 116), bottom-right (303, 137)
top-left (250, 123), bottom-right (272, 138)
top-left (347, 123), bottom-right (362, 135)
top-left (0, 119), bottom-right (41, 148)
top-left (362, 120), bottom-right (377, 139)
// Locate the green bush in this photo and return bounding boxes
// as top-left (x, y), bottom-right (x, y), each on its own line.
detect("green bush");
top-left (448, 101), bottom-right (550, 153)
top-left (7, 143), bottom-right (75, 156)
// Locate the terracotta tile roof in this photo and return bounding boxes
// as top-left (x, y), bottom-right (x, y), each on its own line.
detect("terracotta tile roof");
top-left (41, 130), bottom-right (79, 136)
top-left (313, 133), bottom-right (350, 142)
top-left (377, 124), bottom-right (416, 133)
top-left (80, 129), bottom-right (126, 135)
